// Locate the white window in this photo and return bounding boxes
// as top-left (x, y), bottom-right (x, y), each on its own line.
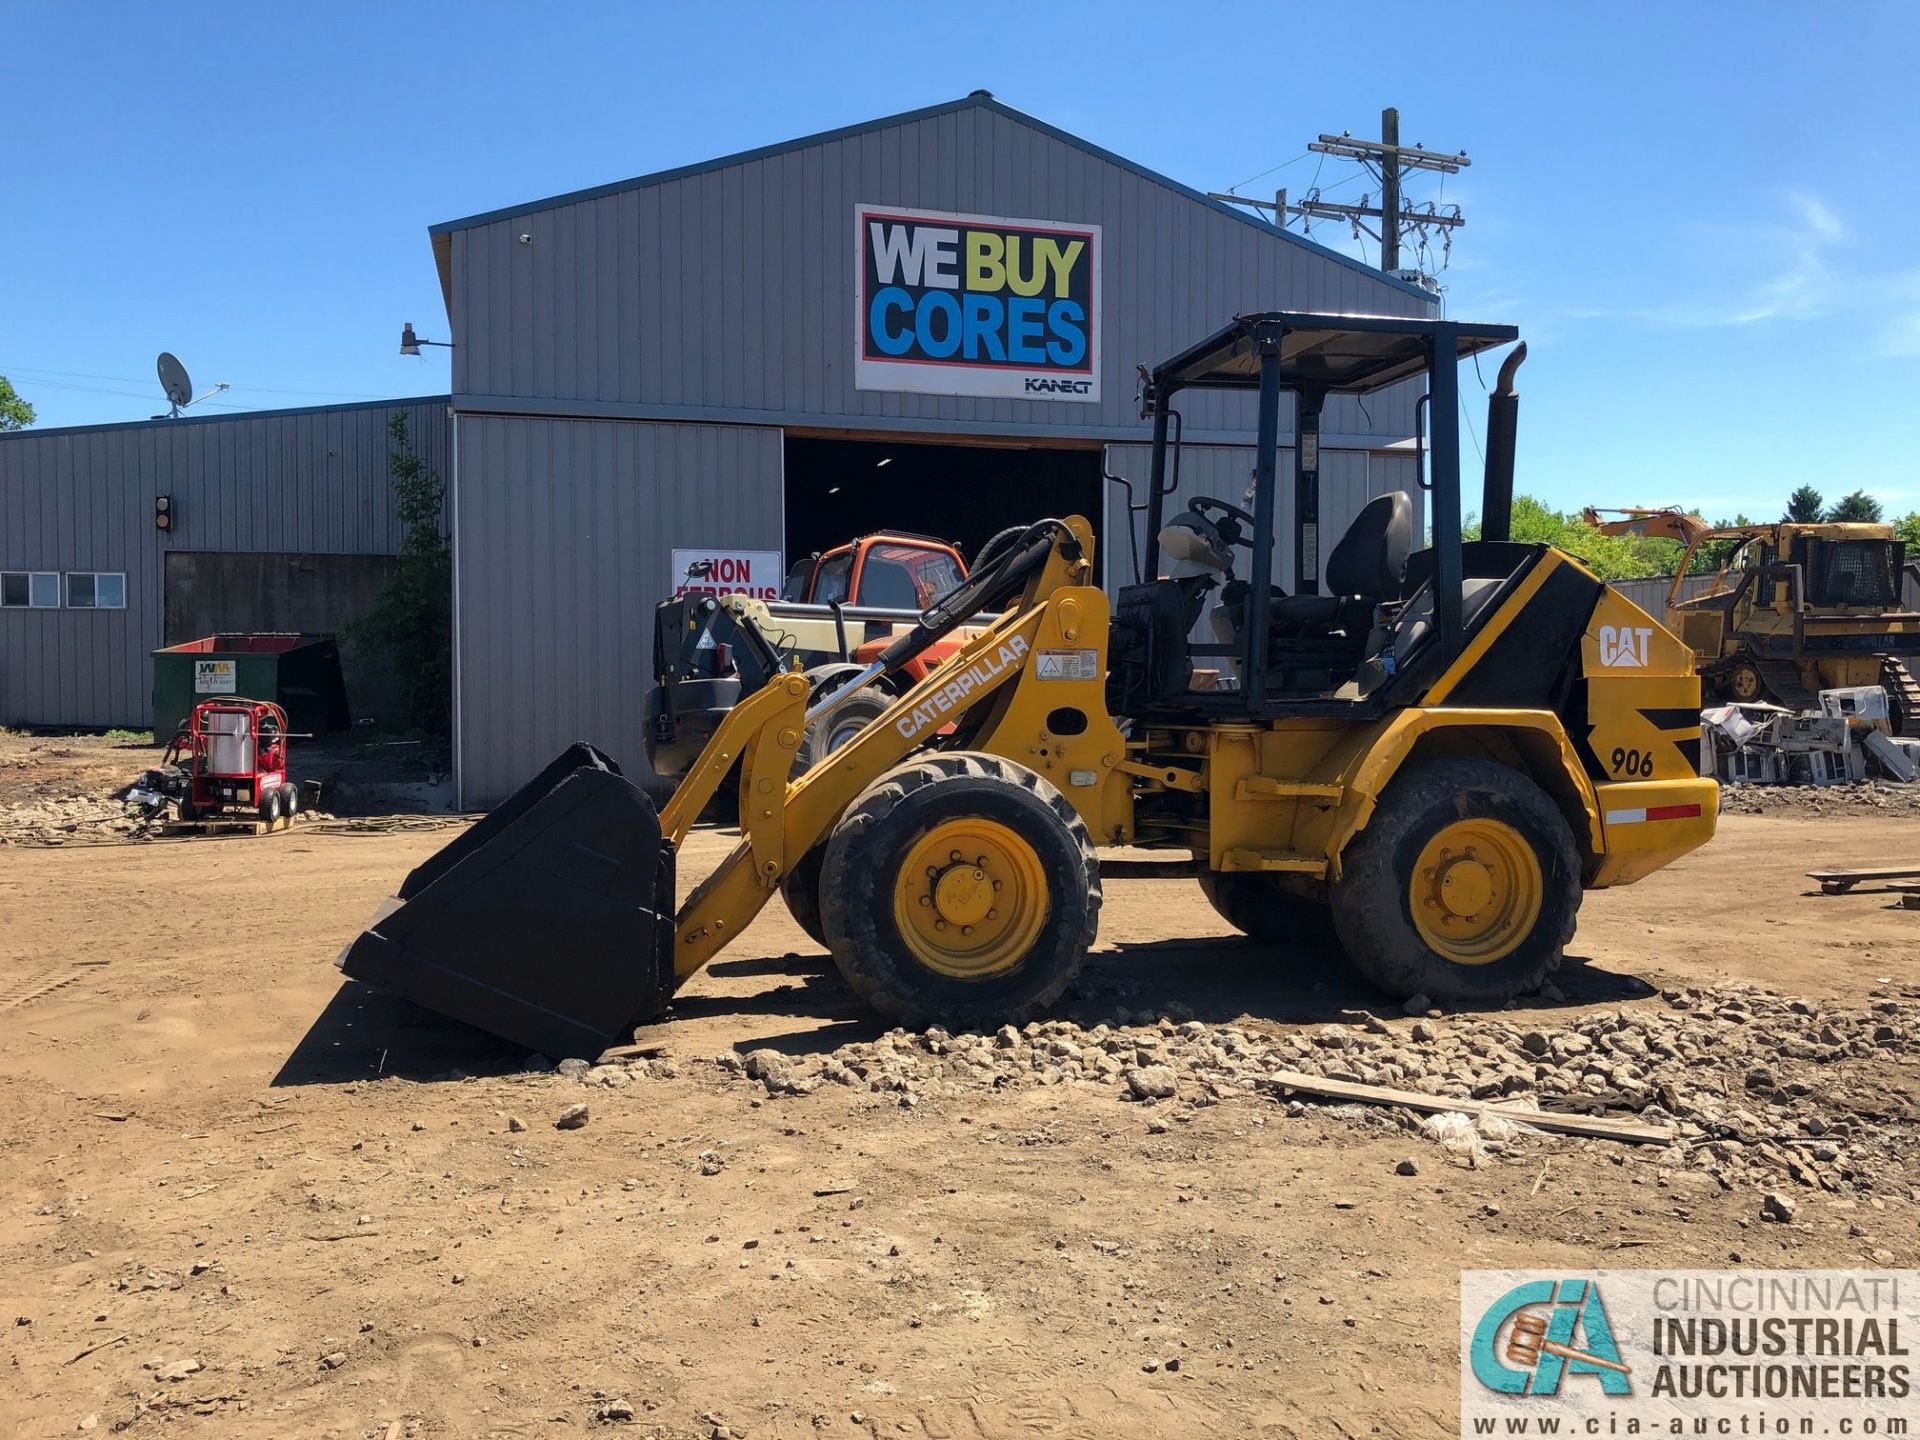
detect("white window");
top-left (1, 571), bottom-right (60, 608)
top-left (65, 572), bottom-right (127, 609)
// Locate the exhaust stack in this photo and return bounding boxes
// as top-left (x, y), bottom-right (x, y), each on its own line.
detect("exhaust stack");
top-left (1480, 342), bottom-right (1528, 543)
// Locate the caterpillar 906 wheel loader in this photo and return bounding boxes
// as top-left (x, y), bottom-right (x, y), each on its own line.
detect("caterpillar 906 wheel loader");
top-left (338, 313), bottom-right (1718, 1059)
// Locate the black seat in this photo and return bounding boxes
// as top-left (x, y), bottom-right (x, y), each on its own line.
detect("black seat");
top-left (1267, 491), bottom-right (1412, 632)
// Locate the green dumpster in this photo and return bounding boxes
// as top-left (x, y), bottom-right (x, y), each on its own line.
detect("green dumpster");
top-left (153, 634), bottom-right (351, 740)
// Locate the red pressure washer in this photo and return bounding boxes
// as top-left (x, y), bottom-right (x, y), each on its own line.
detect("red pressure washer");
top-left (164, 698), bottom-right (302, 825)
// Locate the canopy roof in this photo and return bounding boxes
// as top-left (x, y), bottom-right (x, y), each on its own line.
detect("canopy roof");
top-left (1152, 312), bottom-right (1519, 394)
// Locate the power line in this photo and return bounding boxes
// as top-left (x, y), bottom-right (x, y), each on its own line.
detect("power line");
top-left (0, 362), bottom-right (386, 401)
top-left (1224, 151), bottom-right (1310, 194)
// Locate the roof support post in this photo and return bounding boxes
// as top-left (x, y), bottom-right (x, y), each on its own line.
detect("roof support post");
top-left (1143, 390), bottom-right (1172, 581)
top-left (1245, 341), bottom-right (1285, 705)
top-left (1293, 386), bottom-right (1325, 595)
top-left (1426, 328), bottom-right (1465, 663)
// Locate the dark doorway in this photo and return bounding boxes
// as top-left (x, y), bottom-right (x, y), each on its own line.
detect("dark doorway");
top-left (783, 435), bottom-right (1103, 574)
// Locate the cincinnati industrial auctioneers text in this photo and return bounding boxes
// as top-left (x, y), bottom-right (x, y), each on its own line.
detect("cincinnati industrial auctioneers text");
top-left (1647, 1274), bottom-right (1910, 1403)
top-left (1461, 1270), bottom-right (1918, 1436)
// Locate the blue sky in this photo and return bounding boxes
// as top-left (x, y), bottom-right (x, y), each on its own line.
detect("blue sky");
top-left (4, 3), bottom-right (1916, 518)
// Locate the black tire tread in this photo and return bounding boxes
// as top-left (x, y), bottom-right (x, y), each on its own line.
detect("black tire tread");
top-left (780, 844), bottom-right (829, 948)
top-left (817, 752), bottom-right (1099, 1026)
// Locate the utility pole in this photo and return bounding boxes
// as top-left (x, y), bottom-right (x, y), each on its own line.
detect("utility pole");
top-left (1209, 108), bottom-right (1469, 278)
top-left (1379, 107), bottom-right (1401, 273)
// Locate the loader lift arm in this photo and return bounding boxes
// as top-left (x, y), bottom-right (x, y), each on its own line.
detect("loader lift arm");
top-left (337, 515), bottom-right (1110, 1058)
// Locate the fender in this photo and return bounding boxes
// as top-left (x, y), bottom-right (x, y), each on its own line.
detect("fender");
top-left (1323, 708), bottom-right (1604, 877)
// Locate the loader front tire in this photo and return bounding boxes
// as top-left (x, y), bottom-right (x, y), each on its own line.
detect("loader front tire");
top-left (1330, 758), bottom-right (1579, 1006)
top-left (779, 844), bottom-right (829, 949)
top-left (1197, 871), bottom-right (1334, 947)
top-left (818, 753), bottom-right (1099, 1027)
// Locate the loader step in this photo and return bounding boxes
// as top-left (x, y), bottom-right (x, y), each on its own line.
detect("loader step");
top-left (1233, 778), bottom-right (1344, 804)
top-left (1221, 848), bottom-right (1328, 875)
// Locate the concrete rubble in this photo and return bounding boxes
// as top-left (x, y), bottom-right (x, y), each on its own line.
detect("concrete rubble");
top-left (539, 982), bottom-right (1917, 1208)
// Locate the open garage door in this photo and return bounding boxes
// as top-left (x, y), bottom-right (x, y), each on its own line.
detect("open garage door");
top-left (783, 434), bottom-right (1103, 577)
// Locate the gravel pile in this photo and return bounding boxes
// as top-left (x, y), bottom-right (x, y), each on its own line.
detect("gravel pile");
top-left (0, 793), bottom-right (163, 846)
top-left (548, 983), bottom-right (1920, 1205)
top-left (1718, 781), bottom-right (1920, 817)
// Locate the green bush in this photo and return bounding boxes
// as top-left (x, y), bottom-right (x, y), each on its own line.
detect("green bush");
top-left (344, 414), bottom-right (451, 734)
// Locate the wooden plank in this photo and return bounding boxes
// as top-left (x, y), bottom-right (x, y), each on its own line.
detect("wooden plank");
top-left (1808, 866), bottom-right (1920, 894)
top-left (1260, 1069), bottom-right (1673, 1145)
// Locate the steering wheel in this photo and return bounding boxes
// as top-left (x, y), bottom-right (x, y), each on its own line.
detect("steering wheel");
top-left (1189, 495), bottom-right (1256, 549)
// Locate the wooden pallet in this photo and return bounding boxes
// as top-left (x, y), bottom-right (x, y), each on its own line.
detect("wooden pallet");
top-left (160, 811), bottom-right (307, 838)
top-left (1807, 866), bottom-right (1920, 895)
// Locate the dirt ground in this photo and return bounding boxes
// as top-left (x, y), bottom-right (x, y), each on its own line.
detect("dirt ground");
top-left (2, 773), bottom-right (1917, 1438)
top-left (0, 730), bottom-right (453, 848)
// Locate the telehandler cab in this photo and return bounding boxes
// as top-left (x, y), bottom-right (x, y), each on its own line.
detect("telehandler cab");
top-left (339, 313), bottom-right (1717, 1059)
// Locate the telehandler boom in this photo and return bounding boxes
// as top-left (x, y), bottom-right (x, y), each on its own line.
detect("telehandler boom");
top-left (339, 314), bottom-right (1717, 1059)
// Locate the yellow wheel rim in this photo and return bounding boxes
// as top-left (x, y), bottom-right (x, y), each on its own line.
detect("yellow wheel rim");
top-left (893, 819), bottom-right (1050, 978)
top-left (1409, 818), bottom-right (1543, 966)
top-left (1728, 664), bottom-right (1763, 703)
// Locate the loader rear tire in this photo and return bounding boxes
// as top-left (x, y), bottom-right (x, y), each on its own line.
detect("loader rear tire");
top-left (1330, 758), bottom-right (1580, 1007)
top-left (1197, 871), bottom-right (1334, 947)
top-left (818, 753), bottom-right (1099, 1028)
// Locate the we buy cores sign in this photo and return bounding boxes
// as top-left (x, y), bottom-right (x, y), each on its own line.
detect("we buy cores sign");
top-left (855, 204), bottom-right (1101, 402)
top-left (671, 548), bottom-right (783, 601)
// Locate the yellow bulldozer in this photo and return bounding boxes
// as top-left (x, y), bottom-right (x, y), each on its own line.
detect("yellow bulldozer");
top-left (338, 315), bottom-right (1717, 1058)
top-left (1581, 506), bottom-right (1920, 731)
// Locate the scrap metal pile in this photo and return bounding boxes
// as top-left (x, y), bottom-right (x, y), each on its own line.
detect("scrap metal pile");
top-left (1701, 685), bottom-right (1917, 787)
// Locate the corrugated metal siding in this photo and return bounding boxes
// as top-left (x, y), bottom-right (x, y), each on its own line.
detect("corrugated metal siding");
top-left (1103, 443), bottom-right (1423, 594)
top-left (0, 398), bottom-right (450, 728)
top-left (447, 105), bottom-right (1431, 444)
top-left (453, 414), bottom-right (782, 806)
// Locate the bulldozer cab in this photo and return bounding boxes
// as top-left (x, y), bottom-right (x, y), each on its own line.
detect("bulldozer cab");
top-left (1117, 313), bottom-right (1526, 717)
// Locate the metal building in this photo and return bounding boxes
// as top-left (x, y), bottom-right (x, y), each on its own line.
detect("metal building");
top-left (433, 93), bottom-right (1437, 804)
top-left (0, 397), bottom-right (450, 728)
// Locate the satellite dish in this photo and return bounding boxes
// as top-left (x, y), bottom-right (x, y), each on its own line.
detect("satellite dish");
top-left (156, 353), bottom-right (194, 415)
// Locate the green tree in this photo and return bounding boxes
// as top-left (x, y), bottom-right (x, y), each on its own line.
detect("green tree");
top-left (1784, 484), bottom-right (1825, 522)
top-left (0, 375), bottom-right (34, 431)
top-left (1824, 490), bottom-right (1884, 523)
top-left (1464, 496), bottom-right (1686, 580)
top-left (1893, 512), bottom-right (1920, 548)
top-left (344, 413), bottom-right (451, 733)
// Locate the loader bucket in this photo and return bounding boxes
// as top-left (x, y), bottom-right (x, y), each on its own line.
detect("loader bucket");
top-left (336, 743), bottom-right (676, 1060)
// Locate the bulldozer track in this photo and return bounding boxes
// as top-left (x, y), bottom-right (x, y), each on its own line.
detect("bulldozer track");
top-left (1880, 656), bottom-right (1920, 734)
